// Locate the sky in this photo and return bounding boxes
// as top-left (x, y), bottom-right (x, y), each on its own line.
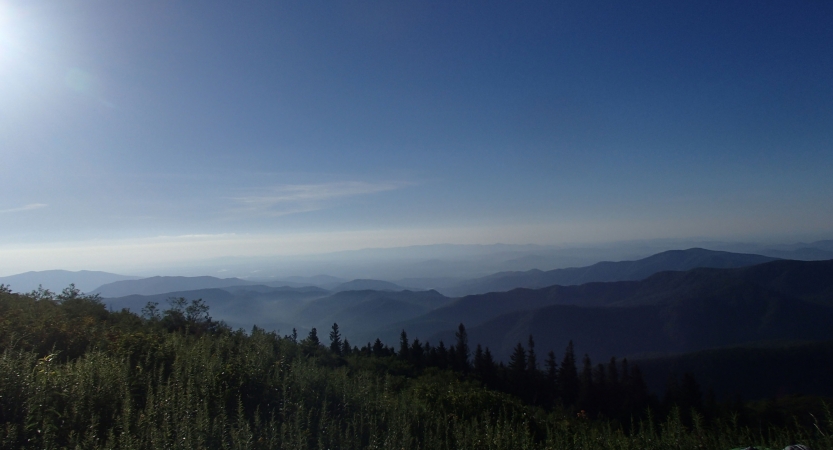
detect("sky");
top-left (1, 1), bottom-right (832, 274)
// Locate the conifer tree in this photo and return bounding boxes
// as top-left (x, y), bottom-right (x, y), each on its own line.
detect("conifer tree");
top-left (558, 341), bottom-right (580, 407)
top-left (483, 347), bottom-right (497, 385)
top-left (436, 341), bottom-right (448, 369)
top-left (372, 338), bottom-right (385, 357)
top-left (473, 344), bottom-right (485, 373)
top-left (509, 342), bottom-right (527, 375)
top-left (410, 338), bottom-right (424, 367)
top-left (544, 350), bottom-right (559, 406)
top-left (329, 323), bottom-right (342, 356)
top-left (545, 351), bottom-right (558, 384)
top-left (399, 330), bottom-right (409, 359)
top-left (526, 335), bottom-right (537, 372)
top-left (341, 338), bottom-right (351, 356)
top-left (578, 354), bottom-right (595, 413)
top-left (454, 323), bottom-right (470, 371)
top-left (301, 327), bottom-right (320, 355)
top-left (593, 363), bottom-right (608, 414)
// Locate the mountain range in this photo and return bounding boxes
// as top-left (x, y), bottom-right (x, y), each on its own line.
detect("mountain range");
top-left (413, 259), bottom-right (833, 361)
top-left (0, 270), bottom-right (140, 294)
top-left (439, 248), bottom-right (777, 296)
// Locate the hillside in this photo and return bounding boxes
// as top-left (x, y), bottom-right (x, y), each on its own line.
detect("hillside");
top-left (104, 285), bottom-right (450, 342)
top-left (4, 287), bottom-right (826, 449)
top-left (633, 341), bottom-right (833, 400)
top-left (383, 259), bottom-right (833, 360)
top-left (441, 248), bottom-right (777, 297)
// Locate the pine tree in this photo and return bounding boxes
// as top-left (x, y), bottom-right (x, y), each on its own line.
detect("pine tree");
top-left (329, 323), bottom-right (342, 356)
top-left (545, 351), bottom-right (558, 385)
top-left (302, 328), bottom-right (320, 356)
top-left (436, 341), bottom-right (448, 369)
top-left (341, 338), bottom-right (351, 356)
top-left (509, 342), bottom-right (527, 374)
top-left (399, 330), bottom-right (409, 360)
top-left (558, 341), bottom-right (579, 407)
top-left (483, 347), bottom-right (497, 386)
top-left (372, 338), bottom-right (385, 357)
top-left (545, 350), bottom-right (558, 406)
top-left (410, 338), bottom-right (424, 367)
top-left (578, 354), bottom-right (595, 413)
top-left (454, 323), bottom-right (470, 372)
top-left (526, 335), bottom-right (537, 372)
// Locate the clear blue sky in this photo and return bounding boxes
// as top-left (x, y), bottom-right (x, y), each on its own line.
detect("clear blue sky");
top-left (1, 1), bottom-right (832, 273)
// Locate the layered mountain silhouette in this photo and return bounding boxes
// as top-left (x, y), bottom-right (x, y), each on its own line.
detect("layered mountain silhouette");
top-left (0, 270), bottom-right (140, 294)
top-left (331, 279), bottom-right (410, 292)
top-left (385, 259), bottom-right (833, 361)
top-left (104, 284), bottom-right (450, 338)
top-left (94, 275), bottom-right (411, 298)
top-left (440, 248), bottom-right (777, 296)
top-left (93, 276), bottom-right (264, 297)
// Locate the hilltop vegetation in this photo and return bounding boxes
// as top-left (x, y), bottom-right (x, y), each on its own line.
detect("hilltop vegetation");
top-left (0, 285), bottom-right (829, 449)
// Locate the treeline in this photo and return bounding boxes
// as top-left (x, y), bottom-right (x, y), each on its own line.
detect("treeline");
top-left (322, 323), bottom-right (654, 424)
top-left (0, 285), bottom-right (829, 449)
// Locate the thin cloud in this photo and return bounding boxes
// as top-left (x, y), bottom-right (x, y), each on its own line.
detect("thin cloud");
top-left (0, 203), bottom-right (47, 214)
top-left (227, 181), bottom-right (404, 217)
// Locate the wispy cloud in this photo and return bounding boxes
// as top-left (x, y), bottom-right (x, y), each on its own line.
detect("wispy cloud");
top-left (227, 181), bottom-right (403, 217)
top-left (0, 203), bottom-right (47, 214)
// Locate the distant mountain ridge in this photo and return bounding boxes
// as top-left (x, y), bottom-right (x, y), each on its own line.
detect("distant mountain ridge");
top-left (93, 276), bottom-right (264, 297)
top-left (94, 275), bottom-right (414, 298)
top-left (0, 270), bottom-right (140, 294)
top-left (332, 279), bottom-right (410, 292)
top-left (381, 259), bottom-right (833, 361)
top-left (103, 285), bottom-right (450, 340)
top-left (440, 248), bottom-right (777, 296)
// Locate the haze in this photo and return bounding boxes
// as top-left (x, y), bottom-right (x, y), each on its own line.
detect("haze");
top-left (1, 1), bottom-right (831, 276)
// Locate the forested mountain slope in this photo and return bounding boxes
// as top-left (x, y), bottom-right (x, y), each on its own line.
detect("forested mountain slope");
top-left (442, 248), bottom-right (777, 296)
top-left (386, 259), bottom-right (833, 359)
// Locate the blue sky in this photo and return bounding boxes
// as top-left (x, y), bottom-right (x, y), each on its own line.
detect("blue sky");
top-left (1, 1), bottom-right (832, 273)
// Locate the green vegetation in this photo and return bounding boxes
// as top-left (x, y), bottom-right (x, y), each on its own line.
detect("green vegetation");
top-left (0, 285), bottom-right (830, 449)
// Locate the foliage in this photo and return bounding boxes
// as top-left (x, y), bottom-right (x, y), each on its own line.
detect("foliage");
top-left (0, 287), bottom-right (829, 449)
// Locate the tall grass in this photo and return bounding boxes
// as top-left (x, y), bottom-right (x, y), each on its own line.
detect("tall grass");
top-left (2, 327), bottom-right (830, 449)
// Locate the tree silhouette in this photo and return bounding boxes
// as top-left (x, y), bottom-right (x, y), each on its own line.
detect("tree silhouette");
top-left (454, 323), bottom-right (470, 372)
top-left (558, 341), bottom-right (579, 407)
top-left (329, 323), bottom-right (342, 356)
top-left (399, 330), bottom-right (409, 360)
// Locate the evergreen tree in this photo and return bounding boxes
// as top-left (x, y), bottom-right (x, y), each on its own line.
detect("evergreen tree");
top-left (593, 363), bottom-right (608, 414)
top-left (526, 335), bottom-right (537, 372)
top-left (558, 341), bottom-right (580, 407)
top-left (410, 338), bottom-right (424, 367)
top-left (436, 341), bottom-right (448, 369)
top-left (544, 350), bottom-right (558, 406)
top-left (372, 338), bottom-right (385, 357)
top-left (454, 323), bottom-right (470, 372)
top-left (482, 347), bottom-right (497, 386)
top-left (341, 338), bottom-right (351, 356)
top-left (473, 344), bottom-right (485, 373)
top-left (578, 354), bottom-right (595, 413)
top-left (301, 328), bottom-right (320, 355)
top-left (329, 323), bottom-right (342, 356)
top-left (545, 351), bottom-right (558, 385)
top-left (448, 345), bottom-right (458, 370)
top-left (399, 330), bottom-right (409, 360)
top-left (509, 342), bottom-right (527, 375)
